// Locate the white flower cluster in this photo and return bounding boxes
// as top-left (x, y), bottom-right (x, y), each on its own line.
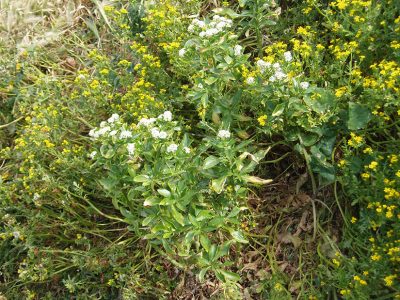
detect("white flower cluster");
top-left (127, 143), bottom-right (135, 155)
top-left (234, 45), bottom-right (242, 56)
top-left (89, 111), bottom-right (184, 158)
top-left (300, 81), bottom-right (310, 89)
top-left (283, 51), bottom-right (293, 62)
top-left (188, 15), bottom-right (233, 38)
top-left (254, 59), bottom-right (288, 82)
top-left (89, 113), bottom-right (122, 139)
top-left (158, 110), bottom-right (172, 121)
top-left (217, 129), bottom-right (231, 139)
top-left (166, 143), bottom-right (178, 153)
top-left (178, 48), bottom-right (186, 57)
top-left (151, 127), bottom-right (168, 139)
top-left (256, 59), bottom-right (271, 73)
top-left (269, 62), bottom-right (287, 82)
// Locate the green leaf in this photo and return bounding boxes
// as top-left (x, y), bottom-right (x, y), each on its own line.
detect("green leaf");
top-left (200, 235), bottom-right (211, 253)
top-left (348, 102), bottom-right (371, 130)
top-left (184, 231), bottom-right (195, 246)
top-left (198, 268), bottom-right (209, 282)
top-left (133, 175), bottom-right (150, 183)
top-left (205, 77), bottom-right (218, 85)
top-left (203, 156), bottom-right (220, 170)
top-left (231, 230), bottom-right (249, 244)
top-left (98, 177), bottom-right (117, 191)
top-left (211, 176), bottom-right (227, 194)
top-left (171, 206), bottom-right (185, 226)
top-left (298, 132), bottom-right (319, 147)
top-left (143, 197), bottom-right (159, 207)
top-left (224, 55), bottom-right (233, 64)
top-left (157, 189), bottom-right (171, 197)
top-left (272, 103), bottom-right (285, 117)
top-left (142, 215), bottom-right (154, 226)
top-left (208, 217), bottom-right (225, 228)
top-left (100, 144), bottom-right (115, 158)
top-left (215, 241), bottom-right (231, 260)
top-left (219, 269), bottom-right (241, 282)
top-left (227, 207), bottom-right (243, 218)
top-left (208, 244), bottom-right (217, 261)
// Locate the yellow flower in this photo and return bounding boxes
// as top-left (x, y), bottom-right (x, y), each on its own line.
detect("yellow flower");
top-left (363, 147), bottom-right (373, 154)
top-left (274, 283), bottom-right (283, 292)
top-left (351, 216), bottom-right (357, 223)
top-left (297, 26), bottom-right (311, 36)
top-left (335, 87), bottom-right (347, 97)
top-left (361, 173), bottom-right (370, 180)
top-left (336, 0), bottom-right (348, 10)
top-left (332, 258), bottom-right (340, 267)
top-left (368, 161), bottom-right (378, 171)
top-left (371, 253), bottom-right (381, 261)
top-left (384, 275), bottom-right (396, 287)
top-left (257, 115), bottom-right (268, 126)
top-left (340, 289), bottom-right (350, 296)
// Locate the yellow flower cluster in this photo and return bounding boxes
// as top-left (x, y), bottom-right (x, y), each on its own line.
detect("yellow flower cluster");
top-left (384, 275), bottom-right (397, 287)
top-left (257, 115), bottom-right (268, 126)
top-left (347, 133), bottom-right (363, 148)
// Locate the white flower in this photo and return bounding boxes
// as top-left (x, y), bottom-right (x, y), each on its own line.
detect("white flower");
top-left (127, 143), bottom-right (135, 155)
top-left (89, 151), bottom-right (97, 159)
top-left (33, 193), bottom-right (41, 201)
top-left (246, 76), bottom-right (255, 85)
top-left (234, 45), bottom-right (242, 56)
top-left (275, 70), bottom-right (287, 80)
top-left (256, 59), bottom-right (271, 73)
top-left (98, 126), bottom-right (111, 136)
top-left (188, 24), bottom-right (195, 32)
top-left (204, 28), bottom-right (218, 37)
top-left (162, 111), bottom-right (172, 121)
top-left (196, 20), bottom-right (206, 28)
top-left (198, 83), bottom-right (203, 89)
top-left (158, 131), bottom-right (168, 139)
top-left (100, 121), bottom-right (107, 127)
top-left (184, 147), bottom-right (191, 153)
top-left (167, 143), bottom-right (178, 153)
top-left (138, 117), bottom-right (156, 127)
top-left (151, 128), bottom-right (160, 138)
top-left (273, 62), bottom-right (281, 70)
top-left (88, 129), bottom-right (97, 137)
top-left (120, 130), bottom-right (132, 139)
top-left (108, 113), bottom-right (119, 123)
top-left (217, 129), bottom-right (231, 139)
top-left (300, 81), bottom-right (310, 89)
top-left (179, 48), bottom-right (186, 57)
top-left (13, 231), bottom-right (20, 239)
top-left (283, 51), bottom-right (293, 62)
top-left (109, 130), bottom-right (118, 136)
top-left (199, 31), bottom-right (206, 38)
top-left (269, 75), bottom-right (276, 82)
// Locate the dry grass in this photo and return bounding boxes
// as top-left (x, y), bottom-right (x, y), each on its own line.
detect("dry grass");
top-left (0, 0), bottom-right (93, 52)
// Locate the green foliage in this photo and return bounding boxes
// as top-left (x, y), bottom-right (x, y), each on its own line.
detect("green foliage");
top-left (89, 112), bottom-right (270, 281)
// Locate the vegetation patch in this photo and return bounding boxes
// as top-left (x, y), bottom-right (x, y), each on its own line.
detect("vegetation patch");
top-left (1, 0), bottom-right (399, 299)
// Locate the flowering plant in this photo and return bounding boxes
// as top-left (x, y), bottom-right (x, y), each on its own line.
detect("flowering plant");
top-left (89, 111), bottom-right (271, 281)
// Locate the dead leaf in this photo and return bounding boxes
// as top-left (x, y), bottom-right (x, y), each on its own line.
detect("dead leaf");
top-left (279, 232), bottom-right (302, 248)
